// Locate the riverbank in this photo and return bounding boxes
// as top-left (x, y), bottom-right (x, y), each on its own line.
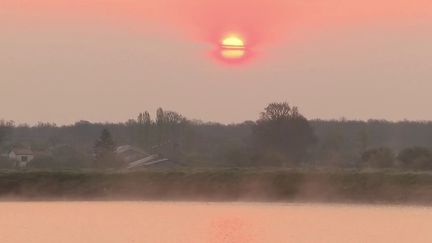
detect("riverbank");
top-left (1, 169), bottom-right (432, 204)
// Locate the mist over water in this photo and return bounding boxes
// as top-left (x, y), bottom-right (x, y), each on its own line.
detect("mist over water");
top-left (1, 202), bottom-right (432, 243)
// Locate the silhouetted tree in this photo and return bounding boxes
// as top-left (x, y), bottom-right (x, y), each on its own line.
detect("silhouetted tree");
top-left (137, 111), bottom-right (152, 125)
top-left (0, 120), bottom-right (14, 147)
top-left (156, 108), bottom-right (165, 144)
top-left (142, 111), bottom-right (151, 125)
top-left (3, 106), bottom-right (432, 170)
top-left (93, 128), bottom-right (117, 168)
top-left (136, 111), bottom-right (153, 147)
top-left (156, 108), bottom-right (165, 126)
top-left (153, 108), bottom-right (188, 157)
top-left (137, 113), bottom-right (143, 124)
top-left (253, 102), bottom-right (316, 164)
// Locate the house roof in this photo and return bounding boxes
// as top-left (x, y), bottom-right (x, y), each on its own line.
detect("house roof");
top-left (10, 148), bottom-right (33, 155)
top-left (116, 145), bottom-right (148, 155)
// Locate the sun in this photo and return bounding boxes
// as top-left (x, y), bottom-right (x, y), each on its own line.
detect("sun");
top-left (218, 34), bottom-right (247, 61)
top-left (221, 35), bottom-right (245, 48)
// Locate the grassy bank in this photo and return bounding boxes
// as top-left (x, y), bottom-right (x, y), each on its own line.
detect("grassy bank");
top-left (1, 169), bottom-right (432, 204)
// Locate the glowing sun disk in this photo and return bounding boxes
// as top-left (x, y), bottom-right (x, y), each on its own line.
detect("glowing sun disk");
top-left (217, 34), bottom-right (249, 62)
top-left (221, 35), bottom-right (245, 48)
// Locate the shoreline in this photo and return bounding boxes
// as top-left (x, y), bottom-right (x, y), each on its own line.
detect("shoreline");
top-left (1, 169), bottom-right (432, 205)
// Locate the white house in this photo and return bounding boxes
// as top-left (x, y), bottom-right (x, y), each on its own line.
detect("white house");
top-left (9, 148), bottom-right (34, 168)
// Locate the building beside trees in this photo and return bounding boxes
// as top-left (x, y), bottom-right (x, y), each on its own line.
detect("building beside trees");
top-left (8, 147), bottom-right (34, 168)
top-left (1, 103), bottom-right (432, 170)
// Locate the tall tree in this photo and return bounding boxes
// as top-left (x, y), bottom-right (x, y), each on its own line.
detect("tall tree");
top-left (156, 108), bottom-right (165, 126)
top-left (142, 111), bottom-right (151, 125)
top-left (93, 128), bottom-right (117, 168)
top-left (137, 111), bottom-right (152, 148)
top-left (0, 120), bottom-right (14, 148)
top-left (137, 113), bottom-right (144, 124)
top-left (253, 102), bottom-right (316, 163)
top-left (155, 108), bottom-right (165, 144)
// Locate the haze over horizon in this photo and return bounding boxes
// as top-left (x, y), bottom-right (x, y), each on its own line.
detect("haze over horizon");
top-left (1, 0), bottom-right (432, 125)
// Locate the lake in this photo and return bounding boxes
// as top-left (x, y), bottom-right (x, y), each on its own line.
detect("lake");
top-left (0, 202), bottom-right (431, 243)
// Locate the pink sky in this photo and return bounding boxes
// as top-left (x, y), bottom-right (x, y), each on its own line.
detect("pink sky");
top-left (1, 0), bottom-right (432, 124)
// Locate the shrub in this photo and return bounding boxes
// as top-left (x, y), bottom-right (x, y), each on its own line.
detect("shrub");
top-left (398, 147), bottom-right (432, 170)
top-left (361, 147), bottom-right (395, 168)
top-left (0, 157), bottom-right (15, 169)
top-left (51, 145), bottom-right (92, 168)
top-left (28, 155), bottom-right (58, 169)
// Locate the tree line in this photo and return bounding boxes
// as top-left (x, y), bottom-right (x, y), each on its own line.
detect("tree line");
top-left (1, 103), bottom-right (432, 170)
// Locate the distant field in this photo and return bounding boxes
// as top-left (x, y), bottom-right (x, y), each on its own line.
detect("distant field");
top-left (1, 169), bottom-right (432, 204)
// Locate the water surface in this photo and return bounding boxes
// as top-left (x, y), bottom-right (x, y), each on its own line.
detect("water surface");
top-left (1, 202), bottom-right (431, 243)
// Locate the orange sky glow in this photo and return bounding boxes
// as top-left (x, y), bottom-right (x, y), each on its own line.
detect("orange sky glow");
top-left (1, 0), bottom-right (432, 124)
top-left (4, 0), bottom-right (432, 56)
